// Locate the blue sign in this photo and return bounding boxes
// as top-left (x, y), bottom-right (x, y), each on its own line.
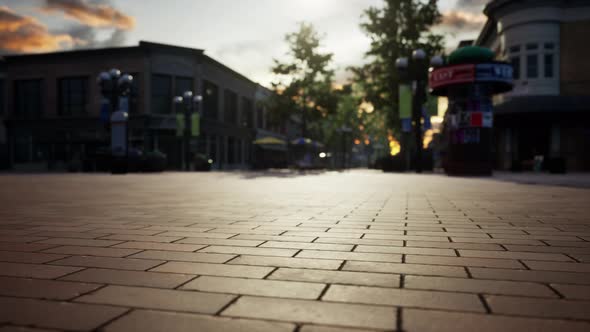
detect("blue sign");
top-left (475, 63), bottom-right (513, 84)
top-left (401, 118), bottom-right (412, 133)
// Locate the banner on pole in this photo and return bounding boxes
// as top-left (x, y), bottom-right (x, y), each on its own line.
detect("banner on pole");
top-left (176, 114), bottom-right (184, 137)
top-left (191, 113), bottom-right (200, 137)
top-left (399, 84), bottom-right (412, 119)
top-left (401, 118), bottom-right (412, 133)
top-left (425, 94), bottom-right (438, 116)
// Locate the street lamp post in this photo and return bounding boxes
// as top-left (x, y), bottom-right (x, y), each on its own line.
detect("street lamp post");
top-left (173, 91), bottom-right (203, 171)
top-left (395, 50), bottom-right (438, 174)
top-left (97, 68), bottom-right (133, 174)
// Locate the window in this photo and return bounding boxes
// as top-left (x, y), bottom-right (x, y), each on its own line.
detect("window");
top-left (202, 80), bottom-right (219, 120)
top-left (544, 54), bottom-right (554, 78)
top-left (128, 73), bottom-right (140, 114)
top-left (58, 77), bottom-right (88, 116)
top-left (175, 77), bottom-right (193, 96)
top-left (544, 43), bottom-right (555, 50)
top-left (14, 79), bottom-right (43, 118)
top-left (257, 105), bottom-right (264, 129)
top-left (151, 74), bottom-right (172, 114)
top-left (526, 54), bottom-right (538, 78)
top-left (510, 56), bottom-right (521, 80)
top-left (224, 89), bottom-right (238, 124)
top-left (508, 45), bottom-right (520, 53)
top-left (241, 97), bottom-right (253, 128)
top-left (526, 43), bottom-right (538, 51)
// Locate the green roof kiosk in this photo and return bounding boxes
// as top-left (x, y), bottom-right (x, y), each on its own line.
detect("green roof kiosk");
top-left (429, 46), bottom-right (514, 176)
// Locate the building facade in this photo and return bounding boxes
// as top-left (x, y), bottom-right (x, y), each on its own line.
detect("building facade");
top-left (0, 41), bottom-right (276, 171)
top-left (475, 0), bottom-right (590, 171)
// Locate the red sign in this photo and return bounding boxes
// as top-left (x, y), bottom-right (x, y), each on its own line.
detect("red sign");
top-left (429, 64), bottom-right (476, 89)
top-left (470, 112), bottom-right (483, 127)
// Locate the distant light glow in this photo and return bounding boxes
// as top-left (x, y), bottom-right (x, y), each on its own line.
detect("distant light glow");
top-left (208, 159), bottom-right (213, 164)
top-left (319, 152), bottom-right (327, 158)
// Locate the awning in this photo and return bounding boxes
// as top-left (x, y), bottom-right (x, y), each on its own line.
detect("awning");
top-left (253, 137), bottom-right (287, 145)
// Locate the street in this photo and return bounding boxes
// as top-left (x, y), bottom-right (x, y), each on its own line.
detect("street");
top-left (1, 170), bottom-right (590, 331)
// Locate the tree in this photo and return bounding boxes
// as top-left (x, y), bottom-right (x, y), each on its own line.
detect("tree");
top-left (351, 0), bottom-right (445, 135)
top-left (268, 22), bottom-right (338, 139)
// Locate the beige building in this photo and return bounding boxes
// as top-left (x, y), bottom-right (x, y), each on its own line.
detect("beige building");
top-left (475, 0), bottom-right (590, 171)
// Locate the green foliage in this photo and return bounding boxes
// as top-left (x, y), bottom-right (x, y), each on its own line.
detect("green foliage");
top-left (351, 0), bottom-right (445, 135)
top-left (267, 22), bottom-right (338, 138)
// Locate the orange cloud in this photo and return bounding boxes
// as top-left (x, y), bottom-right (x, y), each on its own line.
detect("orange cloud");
top-left (0, 6), bottom-right (78, 53)
top-left (43, 0), bottom-right (135, 30)
top-left (439, 10), bottom-right (487, 30)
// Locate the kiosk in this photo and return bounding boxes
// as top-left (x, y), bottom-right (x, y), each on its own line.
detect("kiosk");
top-left (429, 47), bottom-right (513, 175)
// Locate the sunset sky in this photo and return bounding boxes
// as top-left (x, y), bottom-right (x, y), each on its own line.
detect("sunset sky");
top-left (0, 0), bottom-right (489, 86)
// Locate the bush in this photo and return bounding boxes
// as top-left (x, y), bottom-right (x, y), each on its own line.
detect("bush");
top-left (144, 150), bottom-right (167, 172)
top-left (193, 153), bottom-right (212, 171)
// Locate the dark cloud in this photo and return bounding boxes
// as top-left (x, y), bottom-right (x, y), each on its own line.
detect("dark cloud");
top-left (0, 6), bottom-right (78, 53)
top-left (43, 0), bottom-right (135, 29)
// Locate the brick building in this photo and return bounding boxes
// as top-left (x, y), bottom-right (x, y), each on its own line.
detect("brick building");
top-left (475, 0), bottom-right (590, 171)
top-left (0, 41), bottom-right (280, 171)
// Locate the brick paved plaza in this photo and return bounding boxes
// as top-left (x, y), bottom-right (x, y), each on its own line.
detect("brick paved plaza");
top-left (1, 170), bottom-right (589, 331)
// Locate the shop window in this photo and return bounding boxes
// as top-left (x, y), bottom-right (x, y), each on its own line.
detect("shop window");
top-left (224, 89), bottom-right (238, 124)
top-left (241, 97), bottom-right (253, 128)
top-left (202, 80), bottom-right (219, 120)
top-left (544, 54), bottom-right (554, 78)
top-left (151, 74), bottom-right (172, 114)
top-left (510, 57), bottom-right (521, 80)
top-left (58, 77), bottom-right (88, 116)
top-left (526, 54), bottom-right (538, 78)
top-left (175, 77), bottom-right (193, 97)
top-left (14, 79), bottom-right (43, 118)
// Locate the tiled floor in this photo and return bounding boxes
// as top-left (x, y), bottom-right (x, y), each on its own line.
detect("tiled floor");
top-left (0, 170), bottom-right (589, 331)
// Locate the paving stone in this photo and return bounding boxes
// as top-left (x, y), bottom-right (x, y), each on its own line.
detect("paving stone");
top-left (129, 250), bottom-right (235, 263)
top-left (314, 237), bottom-right (404, 246)
top-left (260, 241), bottom-right (354, 251)
top-left (152, 261), bottom-right (274, 278)
top-left (402, 308), bottom-right (590, 332)
top-left (182, 275), bottom-right (325, 299)
top-left (406, 241), bottom-right (504, 251)
top-left (222, 296), bottom-right (396, 330)
top-left (61, 268), bottom-right (195, 288)
top-left (551, 284), bottom-right (590, 300)
top-left (103, 309), bottom-right (295, 332)
top-left (343, 261), bottom-right (467, 277)
top-left (458, 250), bottom-right (574, 261)
top-left (197, 245), bottom-right (298, 257)
top-left (229, 255), bottom-right (343, 270)
top-left (0, 243), bottom-right (58, 252)
top-left (36, 238), bottom-right (123, 247)
top-left (354, 245), bottom-right (456, 256)
top-left (0, 262), bottom-right (83, 279)
top-left (269, 268), bottom-right (399, 287)
top-left (77, 285), bottom-right (235, 314)
top-left (486, 295), bottom-right (590, 320)
top-left (405, 255), bottom-right (524, 269)
top-left (299, 325), bottom-right (375, 332)
top-left (99, 234), bottom-right (184, 243)
top-left (49, 256), bottom-right (165, 271)
top-left (0, 276), bottom-right (101, 300)
top-left (0, 251), bottom-right (67, 264)
top-left (523, 260), bottom-right (590, 272)
top-left (176, 237), bottom-right (264, 247)
top-left (0, 296), bottom-right (127, 331)
top-left (296, 250), bottom-right (401, 263)
top-left (469, 267), bottom-right (590, 284)
top-left (41, 245), bottom-right (141, 257)
top-left (323, 285), bottom-right (484, 312)
top-left (404, 275), bottom-right (557, 297)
